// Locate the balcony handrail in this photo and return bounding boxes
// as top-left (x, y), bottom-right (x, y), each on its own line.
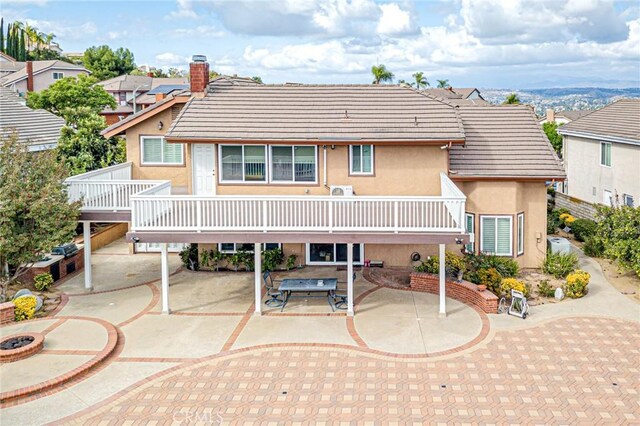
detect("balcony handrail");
top-left (65, 162), bottom-right (133, 182)
top-left (131, 194), bottom-right (466, 202)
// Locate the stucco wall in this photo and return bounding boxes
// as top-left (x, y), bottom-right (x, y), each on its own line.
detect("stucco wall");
top-left (564, 135), bottom-right (640, 206)
top-left (13, 68), bottom-right (88, 94)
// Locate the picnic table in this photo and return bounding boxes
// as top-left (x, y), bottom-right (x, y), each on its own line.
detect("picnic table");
top-left (278, 278), bottom-right (338, 312)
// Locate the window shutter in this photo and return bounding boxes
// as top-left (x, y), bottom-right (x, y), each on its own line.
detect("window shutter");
top-left (142, 138), bottom-right (163, 163)
top-left (163, 142), bottom-right (183, 164)
top-left (497, 217), bottom-right (512, 255)
top-left (481, 217), bottom-right (496, 254)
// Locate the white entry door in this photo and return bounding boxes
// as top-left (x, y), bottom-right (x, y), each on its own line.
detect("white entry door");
top-left (192, 144), bottom-right (216, 195)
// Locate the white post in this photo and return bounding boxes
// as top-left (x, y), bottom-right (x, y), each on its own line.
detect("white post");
top-left (439, 243), bottom-right (446, 317)
top-left (161, 243), bottom-right (170, 314)
top-left (254, 243), bottom-right (262, 315)
top-left (347, 242), bottom-right (354, 316)
top-left (82, 221), bottom-right (92, 291)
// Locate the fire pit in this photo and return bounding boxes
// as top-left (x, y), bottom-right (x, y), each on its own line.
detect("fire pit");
top-left (0, 332), bottom-right (44, 363)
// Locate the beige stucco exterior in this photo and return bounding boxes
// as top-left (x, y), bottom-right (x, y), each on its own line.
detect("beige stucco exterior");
top-left (562, 134), bottom-right (640, 207)
top-left (10, 68), bottom-right (88, 94)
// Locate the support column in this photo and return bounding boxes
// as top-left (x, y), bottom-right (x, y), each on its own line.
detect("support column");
top-left (347, 243), bottom-right (354, 316)
top-left (254, 243), bottom-right (262, 315)
top-left (161, 243), bottom-right (170, 314)
top-left (438, 243), bottom-right (446, 317)
top-left (82, 221), bottom-right (92, 291)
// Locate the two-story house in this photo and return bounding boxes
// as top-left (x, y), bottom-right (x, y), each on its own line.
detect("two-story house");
top-left (557, 99), bottom-right (639, 216)
top-left (66, 56), bottom-right (564, 317)
top-left (0, 60), bottom-right (89, 95)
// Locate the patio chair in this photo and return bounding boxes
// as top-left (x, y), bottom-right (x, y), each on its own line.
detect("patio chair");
top-left (332, 273), bottom-right (356, 310)
top-left (263, 271), bottom-right (284, 307)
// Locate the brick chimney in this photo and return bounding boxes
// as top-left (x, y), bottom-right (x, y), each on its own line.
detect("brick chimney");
top-left (26, 61), bottom-right (34, 92)
top-left (155, 93), bottom-right (166, 102)
top-left (546, 108), bottom-right (555, 122)
top-left (189, 55), bottom-right (209, 96)
top-left (147, 72), bottom-right (154, 77)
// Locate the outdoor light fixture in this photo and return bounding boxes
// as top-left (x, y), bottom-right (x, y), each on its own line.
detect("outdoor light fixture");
top-left (455, 238), bottom-right (463, 245)
top-left (331, 145), bottom-right (336, 150)
top-left (158, 121), bottom-right (164, 130)
top-left (132, 236), bottom-right (140, 243)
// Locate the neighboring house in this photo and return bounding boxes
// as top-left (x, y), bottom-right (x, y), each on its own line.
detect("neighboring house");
top-left (0, 60), bottom-right (89, 95)
top-left (66, 56), bottom-right (564, 316)
top-left (0, 52), bottom-right (17, 63)
top-left (0, 86), bottom-right (64, 151)
top-left (557, 99), bottom-right (640, 211)
top-left (424, 87), bottom-right (490, 106)
top-left (538, 108), bottom-right (595, 125)
top-left (97, 75), bottom-right (189, 124)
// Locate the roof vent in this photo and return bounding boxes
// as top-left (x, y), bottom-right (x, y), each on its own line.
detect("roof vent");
top-left (191, 55), bottom-right (207, 63)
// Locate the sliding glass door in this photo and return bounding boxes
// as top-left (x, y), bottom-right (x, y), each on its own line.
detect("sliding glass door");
top-left (307, 243), bottom-right (363, 265)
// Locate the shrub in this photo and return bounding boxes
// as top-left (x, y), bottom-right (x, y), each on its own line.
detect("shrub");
top-left (465, 253), bottom-right (519, 278)
top-left (286, 254), bottom-right (297, 270)
top-left (583, 237), bottom-right (604, 257)
top-left (593, 205), bottom-right (640, 278)
top-left (564, 270), bottom-right (590, 298)
top-left (500, 277), bottom-right (530, 298)
top-left (571, 218), bottom-right (597, 242)
top-left (547, 213), bottom-right (561, 234)
top-left (542, 251), bottom-right (579, 278)
top-left (415, 256), bottom-right (439, 274)
top-left (414, 252), bottom-right (466, 275)
top-left (476, 268), bottom-right (502, 294)
top-left (13, 296), bottom-right (37, 321)
top-left (179, 244), bottom-right (199, 270)
top-left (263, 248), bottom-right (285, 272)
top-left (34, 272), bottom-right (54, 291)
top-left (559, 213), bottom-right (571, 221)
top-left (564, 215), bottom-right (576, 226)
top-left (538, 279), bottom-right (555, 297)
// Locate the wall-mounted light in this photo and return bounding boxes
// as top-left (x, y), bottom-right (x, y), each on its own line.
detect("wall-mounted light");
top-left (330, 145), bottom-right (336, 150)
top-left (157, 121), bottom-right (164, 130)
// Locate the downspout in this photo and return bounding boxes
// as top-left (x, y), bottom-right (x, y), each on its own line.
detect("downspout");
top-left (323, 145), bottom-right (328, 188)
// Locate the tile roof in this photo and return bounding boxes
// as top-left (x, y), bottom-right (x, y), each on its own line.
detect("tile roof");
top-left (97, 75), bottom-right (189, 92)
top-left (167, 84), bottom-right (465, 142)
top-left (449, 105), bottom-right (565, 179)
top-left (0, 60), bottom-right (88, 85)
top-left (558, 99), bottom-right (640, 143)
top-left (0, 86), bottom-right (64, 149)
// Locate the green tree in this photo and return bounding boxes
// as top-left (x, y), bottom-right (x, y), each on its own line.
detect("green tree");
top-left (26, 74), bottom-right (116, 120)
top-left (437, 79), bottom-right (450, 88)
top-left (591, 205), bottom-right (640, 278)
top-left (83, 45), bottom-right (136, 80)
top-left (18, 28), bottom-right (26, 60)
top-left (209, 70), bottom-right (220, 80)
top-left (371, 64), bottom-right (394, 84)
top-left (251, 76), bottom-right (263, 84)
top-left (543, 121), bottom-right (563, 156)
top-left (6, 23), bottom-right (12, 57)
top-left (503, 93), bottom-right (521, 104)
top-left (0, 133), bottom-right (80, 301)
top-left (57, 107), bottom-right (125, 175)
top-left (1, 18), bottom-right (4, 53)
top-left (412, 71), bottom-right (429, 89)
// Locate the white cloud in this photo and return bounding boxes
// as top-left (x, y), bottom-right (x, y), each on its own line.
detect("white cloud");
top-left (168, 0), bottom-right (198, 19)
top-left (23, 19), bottom-right (97, 40)
top-left (170, 25), bottom-right (225, 38)
top-left (2, 0), bottom-right (48, 5)
top-left (107, 30), bottom-right (128, 40)
top-left (155, 52), bottom-right (191, 66)
top-left (376, 3), bottom-right (413, 35)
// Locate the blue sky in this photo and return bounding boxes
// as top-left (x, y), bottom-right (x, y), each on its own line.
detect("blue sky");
top-left (2, 0), bottom-right (639, 88)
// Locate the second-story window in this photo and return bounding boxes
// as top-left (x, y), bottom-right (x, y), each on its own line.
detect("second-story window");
top-left (271, 146), bottom-right (316, 183)
top-left (350, 145), bottom-right (374, 175)
top-left (600, 142), bottom-right (611, 167)
top-left (220, 145), bottom-right (266, 182)
top-left (53, 72), bottom-right (64, 80)
top-left (141, 136), bottom-right (183, 165)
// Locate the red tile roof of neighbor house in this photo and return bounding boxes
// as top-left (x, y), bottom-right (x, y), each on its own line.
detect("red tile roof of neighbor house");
top-left (558, 99), bottom-right (640, 144)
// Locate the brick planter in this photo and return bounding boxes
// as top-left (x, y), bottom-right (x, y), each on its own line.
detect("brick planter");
top-left (0, 332), bottom-right (44, 363)
top-left (0, 303), bottom-right (15, 324)
top-left (410, 272), bottom-right (498, 314)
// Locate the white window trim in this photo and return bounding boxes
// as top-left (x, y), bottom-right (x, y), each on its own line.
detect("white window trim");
top-left (140, 136), bottom-right (184, 165)
top-left (465, 213), bottom-right (475, 253)
top-left (218, 243), bottom-right (281, 253)
top-left (349, 145), bottom-right (374, 175)
top-left (480, 215), bottom-right (513, 257)
top-left (269, 145), bottom-right (318, 184)
top-left (603, 189), bottom-right (613, 206)
top-left (600, 141), bottom-right (612, 168)
top-left (623, 194), bottom-right (634, 207)
top-left (218, 145), bottom-right (268, 184)
top-left (305, 243), bottom-right (364, 266)
top-left (517, 212), bottom-right (525, 256)
top-left (53, 72), bottom-right (64, 80)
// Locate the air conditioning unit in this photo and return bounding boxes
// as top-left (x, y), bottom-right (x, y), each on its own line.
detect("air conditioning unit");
top-left (330, 185), bottom-right (354, 196)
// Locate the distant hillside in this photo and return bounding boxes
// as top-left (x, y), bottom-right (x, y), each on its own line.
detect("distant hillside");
top-left (481, 87), bottom-right (640, 116)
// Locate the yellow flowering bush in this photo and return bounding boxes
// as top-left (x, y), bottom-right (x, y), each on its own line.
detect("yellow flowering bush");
top-left (13, 296), bottom-right (37, 321)
top-left (564, 215), bottom-right (576, 225)
top-left (564, 270), bottom-right (590, 298)
top-left (559, 213), bottom-right (571, 221)
top-left (500, 277), bottom-right (530, 298)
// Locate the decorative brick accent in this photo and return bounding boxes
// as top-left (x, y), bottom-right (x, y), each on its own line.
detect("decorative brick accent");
top-left (21, 247), bottom-right (85, 286)
top-left (0, 302), bottom-right (15, 324)
top-left (410, 272), bottom-right (498, 313)
top-left (189, 61), bottom-right (210, 93)
top-left (0, 332), bottom-right (44, 363)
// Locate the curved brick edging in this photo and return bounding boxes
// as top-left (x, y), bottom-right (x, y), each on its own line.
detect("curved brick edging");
top-left (0, 332), bottom-right (44, 363)
top-left (0, 316), bottom-right (119, 405)
top-left (410, 272), bottom-right (498, 313)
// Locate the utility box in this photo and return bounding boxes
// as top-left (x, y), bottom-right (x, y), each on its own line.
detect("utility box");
top-left (547, 236), bottom-right (571, 254)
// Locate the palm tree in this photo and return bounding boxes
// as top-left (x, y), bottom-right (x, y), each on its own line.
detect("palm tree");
top-left (436, 79), bottom-right (450, 88)
top-left (503, 93), bottom-right (521, 104)
top-left (412, 72), bottom-right (429, 89)
top-left (371, 64), bottom-right (394, 84)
